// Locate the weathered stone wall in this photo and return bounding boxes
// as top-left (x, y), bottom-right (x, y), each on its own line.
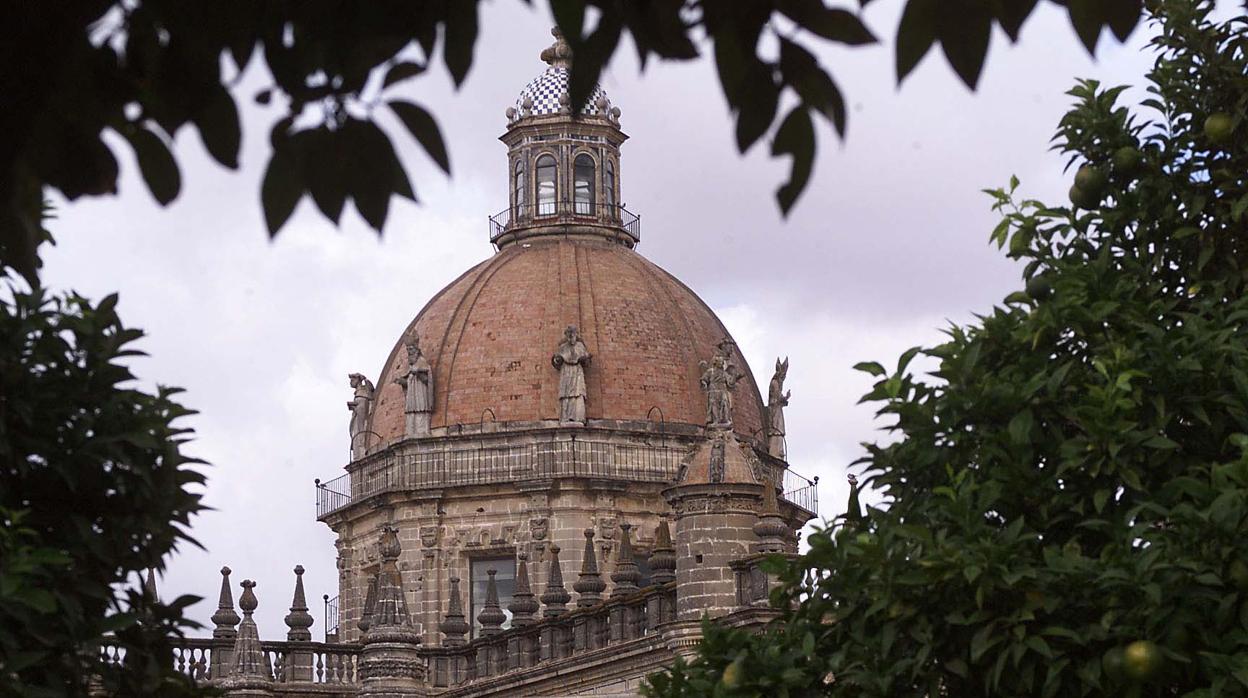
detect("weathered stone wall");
top-left (327, 429), bottom-right (688, 646)
top-left (668, 485), bottom-right (762, 621)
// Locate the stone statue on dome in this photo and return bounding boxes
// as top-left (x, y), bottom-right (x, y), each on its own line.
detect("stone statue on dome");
top-left (767, 357), bottom-right (791, 459)
top-left (552, 325), bottom-right (591, 424)
top-left (700, 339), bottom-right (741, 428)
top-left (347, 372), bottom-right (374, 460)
top-left (394, 334), bottom-right (433, 437)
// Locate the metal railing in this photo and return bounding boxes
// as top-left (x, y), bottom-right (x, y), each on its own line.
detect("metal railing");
top-left (781, 468), bottom-right (819, 516)
top-left (489, 202), bottom-right (640, 242)
top-left (317, 437), bottom-right (683, 519)
top-left (317, 437), bottom-right (820, 520)
top-left (323, 594), bottom-right (339, 642)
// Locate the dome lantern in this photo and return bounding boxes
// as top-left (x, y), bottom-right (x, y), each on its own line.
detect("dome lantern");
top-left (491, 28), bottom-right (637, 249)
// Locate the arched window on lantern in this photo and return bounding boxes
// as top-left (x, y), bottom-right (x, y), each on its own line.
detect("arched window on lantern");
top-left (513, 160), bottom-right (527, 216)
top-left (604, 159), bottom-right (616, 215)
top-left (536, 154), bottom-right (556, 216)
top-left (574, 154), bottom-right (595, 215)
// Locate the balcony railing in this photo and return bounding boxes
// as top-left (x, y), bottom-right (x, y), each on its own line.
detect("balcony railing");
top-left (316, 436), bottom-right (819, 520)
top-left (489, 202), bottom-right (640, 243)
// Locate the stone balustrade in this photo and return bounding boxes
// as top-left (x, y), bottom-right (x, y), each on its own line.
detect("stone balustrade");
top-left (424, 581), bottom-right (676, 689)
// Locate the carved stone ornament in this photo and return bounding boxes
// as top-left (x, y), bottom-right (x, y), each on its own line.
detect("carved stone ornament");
top-left (767, 357), bottom-right (791, 459)
top-left (597, 517), bottom-right (617, 541)
top-left (699, 339), bottom-right (741, 428)
top-left (419, 526), bottom-right (439, 548)
top-left (347, 372), bottom-right (375, 461)
top-left (529, 517), bottom-right (549, 541)
top-left (393, 334), bottom-right (434, 438)
top-left (551, 325), bottom-right (592, 424)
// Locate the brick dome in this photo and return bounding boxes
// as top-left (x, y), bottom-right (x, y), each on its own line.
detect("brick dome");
top-left (366, 237), bottom-right (765, 443)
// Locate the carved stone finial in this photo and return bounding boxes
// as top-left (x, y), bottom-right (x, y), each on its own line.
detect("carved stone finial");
top-left (366, 527), bottom-right (417, 639)
top-left (394, 334), bottom-right (433, 438)
top-left (767, 357), bottom-right (791, 459)
top-left (610, 523), bottom-right (641, 597)
top-left (649, 520), bottom-right (676, 585)
top-left (477, 569), bottom-right (507, 636)
top-left (357, 573), bottom-right (378, 633)
top-left (379, 525), bottom-right (402, 562)
top-left (552, 325), bottom-right (591, 424)
top-left (143, 568), bottom-right (158, 602)
top-left (539, 26), bottom-right (572, 67)
top-left (844, 473), bottom-right (864, 527)
top-left (699, 339), bottom-right (741, 428)
top-left (440, 576), bottom-right (470, 646)
top-left (540, 545), bottom-right (571, 617)
top-left (573, 528), bottom-right (605, 606)
top-left (347, 372), bottom-right (375, 461)
top-left (284, 565), bottom-right (314, 641)
top-left (753, 471), bottom-right (789, 553)
top-left (224, 580), bottom-right (272, 689)
top-left (211, 566), bottom-right (240, 637)
top-left (358, 530), bottom-right (423, 688)
top-left (508, 553), bottom-right (539, 626)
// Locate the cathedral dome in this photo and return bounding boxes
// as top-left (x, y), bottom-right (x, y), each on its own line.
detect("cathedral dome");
top-left (513, 66), bottom-right (610, 119)
top-left (365, 237), bottom-right (765, 444)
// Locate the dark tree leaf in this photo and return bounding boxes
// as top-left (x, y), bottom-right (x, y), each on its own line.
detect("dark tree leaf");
top-left (770, 107), bottom-right (816, 215)
top-left (343, 118), bottom-right (398, 231)
top-left (619, 0), bottom-right (698, 70)
top-left (779, 37), bottom-right (847, 136)
top-left (777, 0), bottom-right (876, 46)
top-left (260, 141), bottom-right (303, 237)
top-left (443, 0), bottom-right (479, 87)
top-left (563, 10), bottom-right (622, 120)
top-left (997, 0), bottom-right (1040, 42)
top-left (125, 126), bottom-right (181, 206)
top-left (734, 72), bottom-right (779, 153)
top-left (1066, 0), bottom-right (1104, 54)
top-left (298, 128), bottom-right (347, 224)
top-left (896, 0), bottom-right (939, 84)
top-left (938, 0), bottom-right (993, 89)
top-left (550, 0), bottom-right (586, 48)
top-left (193, 86), bottom-right (240, 169)
top-left (382, 60), bottom-right (427, 89)
top-left (1106, 0), bottom-right (1143, 41)
top-left (388, 100), bottom-right (451, 175)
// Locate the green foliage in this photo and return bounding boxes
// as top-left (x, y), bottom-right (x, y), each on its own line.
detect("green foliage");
top-left (0, 1), bottom-right (1144, 283)
top-left (644, 1), bottom-right (1248, 695)
top-left (0, 261), bottom-right (207, 695)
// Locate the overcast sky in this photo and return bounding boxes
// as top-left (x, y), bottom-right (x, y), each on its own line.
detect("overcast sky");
top-left (40, 2), bottom-right (1192, 636)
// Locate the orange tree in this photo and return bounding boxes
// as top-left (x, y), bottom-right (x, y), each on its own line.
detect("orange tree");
top-left (644, 1), bottom-right (1248, 695)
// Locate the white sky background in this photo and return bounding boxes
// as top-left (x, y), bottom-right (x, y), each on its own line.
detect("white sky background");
top-left (38, 2), bottom-right (1201, 636)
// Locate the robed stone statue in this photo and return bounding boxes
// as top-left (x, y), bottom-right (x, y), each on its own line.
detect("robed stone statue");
top-left (347, 372), bottom-right (375, 460)
top-left (700, 339), bottom-right (741, 428)
top-left (394, 335), bottom-right (433, 437)
top-left (767, 357), bottom-right (791, 459)
top-left (551, 325), bottom-right (591, 424)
